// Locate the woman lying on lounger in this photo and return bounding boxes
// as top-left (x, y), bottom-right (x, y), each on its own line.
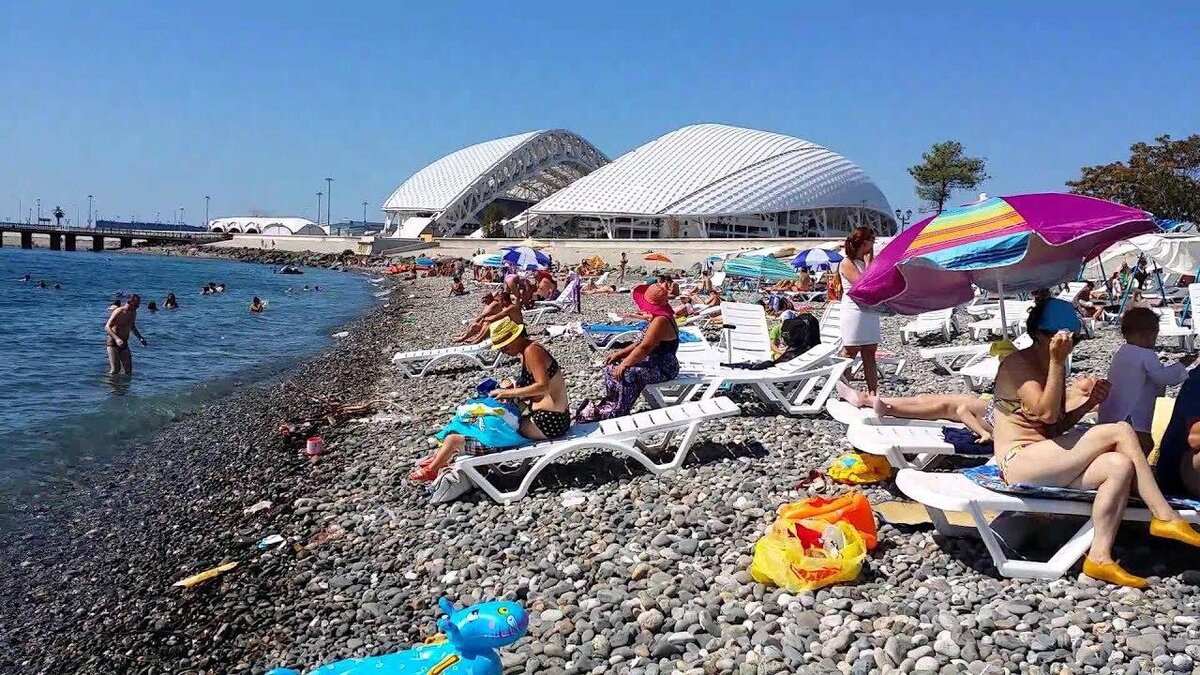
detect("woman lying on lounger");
top-left (992, 296), bottom-right (1200, 588)
top-left (412, 318), bottom-right (570, 481)
top-left (835, 382), bottom-right (994, 442)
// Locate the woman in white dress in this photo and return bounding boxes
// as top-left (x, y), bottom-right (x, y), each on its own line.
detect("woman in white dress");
top-left (838, 226), bottom-right (882, 394)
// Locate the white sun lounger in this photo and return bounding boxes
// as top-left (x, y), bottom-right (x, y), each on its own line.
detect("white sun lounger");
top-left (900, 308), bottom-right (956, 344)
top-left (846, 418), bottom-right (964, 470)
top-left (967, 301), bottom-right (1032, 339)
top-left (644, 343), bottom-right (850, 415)
top-left (1154, 308), bottom-right (1194, 350)
top-left (429, 397), bottom-right (741, 503)
top-left (895, 466), bottom-right (1200, 579)
top-left (391, 342), bottom-right (509, 378)
top-left (535, 278), bottom-right (581, 313)
top-left (580, 324), bottom-right (643, 351)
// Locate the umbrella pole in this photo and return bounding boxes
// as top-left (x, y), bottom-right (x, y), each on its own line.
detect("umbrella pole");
top-left (997, 277), bottom-right (1008, 340)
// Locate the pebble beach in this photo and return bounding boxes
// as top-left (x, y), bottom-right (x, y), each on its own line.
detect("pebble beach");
top-left (3, 268), bottom-right (1200, 675)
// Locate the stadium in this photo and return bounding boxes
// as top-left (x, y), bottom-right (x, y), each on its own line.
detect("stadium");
top-left (381, 123), bottom-right (897, 240)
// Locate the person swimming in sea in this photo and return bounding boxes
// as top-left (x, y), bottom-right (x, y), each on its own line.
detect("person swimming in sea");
top-left (163, 293), bottom-right (178, 309)
top-left (37, 280), bottom-right (47, 289)
top-left (249, 296), bottom-right (266, 313)
top-left (146, 300), bottom-right (158, 312)
top-left (19, 274), bottom-right (30, 282)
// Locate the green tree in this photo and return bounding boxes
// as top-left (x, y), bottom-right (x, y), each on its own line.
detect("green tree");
top-left (907, 141), bottom-right (990, 212)
top-left (1066, 134), bottom-right (1200, 223)
top-left (480, 204), bottom-right (506, 238)
top-left (53, 205), bottom-right (65, 226)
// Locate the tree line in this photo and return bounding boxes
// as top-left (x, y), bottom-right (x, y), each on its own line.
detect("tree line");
top-left (906, 134), bottom-right (1200, 225)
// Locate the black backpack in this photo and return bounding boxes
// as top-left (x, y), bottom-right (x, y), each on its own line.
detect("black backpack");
top-left (779, 313), bottom-right (821, 360)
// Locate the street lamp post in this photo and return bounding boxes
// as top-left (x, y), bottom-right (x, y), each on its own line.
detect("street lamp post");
top-left (179, 207), bottom-right (185, 228)
top-left (894, 208), bottom-right (914, 229)
top-left (87, 195), bottom-right (94, 227)
top-left (205, 195), bottom-right (210, 229)
top-left (325, 177), bottom-right (333, 228)
top-left (36, 199), bottom-right (41, 223)
top-left (317, 192), bottom-right (323, 226)
top-left (362, 201), bottom-right (368, 231)
top-left (156, 211), bottom-right (161, 223)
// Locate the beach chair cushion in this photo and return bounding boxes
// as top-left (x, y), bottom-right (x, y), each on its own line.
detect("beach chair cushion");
top-left (963, 463), bottom-right (1200, 510)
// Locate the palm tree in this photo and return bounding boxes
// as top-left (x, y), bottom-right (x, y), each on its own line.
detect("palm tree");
top-left (53, 206), bottom-right (65, 226)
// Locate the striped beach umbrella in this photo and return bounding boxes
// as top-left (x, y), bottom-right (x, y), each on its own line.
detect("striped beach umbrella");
top-left (502, 246), bottom-right (551, 270)
top-left (471, 253), bottom-right (505, 268)
top-left (850, 193), bottom-right (1159, 317)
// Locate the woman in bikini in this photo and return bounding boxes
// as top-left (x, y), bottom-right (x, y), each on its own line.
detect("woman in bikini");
top-left (993, 296), bottom-right (1200, 587)
top-left (411, 318), bottom-right (570, 481)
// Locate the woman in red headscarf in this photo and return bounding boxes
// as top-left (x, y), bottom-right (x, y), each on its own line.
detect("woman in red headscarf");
top-left (577, 283), bottom-right (680, 421)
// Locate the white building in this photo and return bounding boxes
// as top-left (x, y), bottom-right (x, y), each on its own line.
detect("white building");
top-left (524, 124), bottom-right (896, 238)
top-left (208, 217), bottom-right (328, 236)
top-left (382, 129), bottom-right (610, 239)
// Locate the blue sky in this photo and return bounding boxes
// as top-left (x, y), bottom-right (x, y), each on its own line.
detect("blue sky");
top-left (2, 1), bottom-right (1198, 226)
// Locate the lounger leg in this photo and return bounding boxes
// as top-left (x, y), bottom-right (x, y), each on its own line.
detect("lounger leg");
top-left (968, 504), bottom-right (1094, 579)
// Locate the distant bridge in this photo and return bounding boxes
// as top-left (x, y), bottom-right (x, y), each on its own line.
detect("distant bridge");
top-left (0, 222), bottom-right (228, 251)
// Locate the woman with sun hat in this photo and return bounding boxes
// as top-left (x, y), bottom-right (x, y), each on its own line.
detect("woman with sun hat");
top-left (577, 283), bottom-right (681, 422)
top-left (410, 317), bottom-right (570, 481)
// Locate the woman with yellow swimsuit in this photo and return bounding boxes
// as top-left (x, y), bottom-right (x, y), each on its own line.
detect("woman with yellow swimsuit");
top-left (993, 297), bottom-right (1200, 588)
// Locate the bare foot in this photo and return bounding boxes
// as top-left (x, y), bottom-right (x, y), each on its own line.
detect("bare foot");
top-left (872, 397), bottom-right (893, 417)
top-left (835, 380), bottom-right (867, 407)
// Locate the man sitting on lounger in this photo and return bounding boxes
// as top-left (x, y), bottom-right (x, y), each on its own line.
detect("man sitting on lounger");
top-left (456, 293), bottom-right (525, 345)
top-left (452, 293), bottom-right (501, 343)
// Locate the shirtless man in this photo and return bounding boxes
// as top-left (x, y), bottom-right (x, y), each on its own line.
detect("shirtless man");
top-left (457, 293), bottom-right (525, 345)
top-left (452, 292), bottom-right (502, 343)
top-left (105, 294), bottom-right (147, 375)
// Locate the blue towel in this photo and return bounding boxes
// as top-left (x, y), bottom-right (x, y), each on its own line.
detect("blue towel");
top-left (434, 396), bottom-right (527, 451)
top-left (941, 427), bottom-right (992, 455)
top-left (582, 322), bottom-right (647, 333)
top-left (963, 464), bottom-right (1200, 511)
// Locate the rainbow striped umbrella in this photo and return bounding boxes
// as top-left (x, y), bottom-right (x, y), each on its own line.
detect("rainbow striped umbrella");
top-left (849, 194), bottom-right (1158, 316)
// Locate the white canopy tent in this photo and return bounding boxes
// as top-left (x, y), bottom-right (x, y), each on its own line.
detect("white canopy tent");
top-left (1083, 234), bottom-right (1200, 278)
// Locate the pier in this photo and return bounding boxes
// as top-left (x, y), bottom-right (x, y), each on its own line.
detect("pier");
top-left (0, 222), bottom-right (227, 251)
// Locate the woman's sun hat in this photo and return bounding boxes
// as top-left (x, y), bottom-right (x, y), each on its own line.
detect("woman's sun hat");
top-left (632, 283), bottom-right (675, 318)
top-left (488, 317), bottom-right (526, 349)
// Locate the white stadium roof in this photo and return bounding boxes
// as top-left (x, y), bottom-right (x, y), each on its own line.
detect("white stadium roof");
top-left (384, 131), bottom-right (540, 212)
top-left (382, 129), bottom-right (609, 237)
top-left (528, 123), bottom-right (892, 219)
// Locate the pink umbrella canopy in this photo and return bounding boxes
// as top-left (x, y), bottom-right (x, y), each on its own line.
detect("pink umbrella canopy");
top-left (849, 194), bottom-right (1159, 315)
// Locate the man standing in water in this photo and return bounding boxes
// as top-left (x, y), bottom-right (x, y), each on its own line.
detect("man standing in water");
top-left (105, 294), bottom-right (147, 375)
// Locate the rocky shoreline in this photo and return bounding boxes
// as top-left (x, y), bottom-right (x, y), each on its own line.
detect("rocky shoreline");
top-left (3, 277), bottom-right (1200, 675)
top-left (127, 243), bottom-right (391, 273)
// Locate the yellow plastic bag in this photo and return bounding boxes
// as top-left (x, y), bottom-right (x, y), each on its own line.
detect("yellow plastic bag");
top-left (828, 451), bottom-right (893, 486)
top-left (749, 520), bottom-right (867, 592)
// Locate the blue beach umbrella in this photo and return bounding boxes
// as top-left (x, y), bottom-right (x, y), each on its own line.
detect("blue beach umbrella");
top-left (723, 255), bottom-right (798, 282)
top-left (471, 253), bottom-right (505, 268)
top-left (502, 246), bottom-right (551, 270)
top-left (791, 248), bottom-right (844, 269)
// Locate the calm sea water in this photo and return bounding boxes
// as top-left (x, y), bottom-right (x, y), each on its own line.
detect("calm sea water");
top-left (0, 248), bottom-right (375, 506)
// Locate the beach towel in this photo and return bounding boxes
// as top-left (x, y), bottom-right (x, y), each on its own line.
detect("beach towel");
top-left (581, 323), bottom-right (701, 342)
top-left (434, 397), bottom-right (527, 451)
top-left (962, 464), bottom-right (1200, 511)
top-left (941, 427), bottom-right (993, 455)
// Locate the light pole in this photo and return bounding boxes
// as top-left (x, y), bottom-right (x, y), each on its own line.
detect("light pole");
top-left (317, 192), bottom-right (323, 226)
top-left (179, 207), bottom-right (185, 228)
top-left (325, 177), bottom-right (333, 228)
top-left (205, 195), bottom-right (210, 229)
top-left (87, 195), bottom-right (94, 227)
top-left (894, 208), bottom-right (913, 229)
top-left (156, 211), bottom-right (161, 223)
top-left (36, 199), bottom-right (41, 223)
top-left (362, 201), bottom-right (368, 231)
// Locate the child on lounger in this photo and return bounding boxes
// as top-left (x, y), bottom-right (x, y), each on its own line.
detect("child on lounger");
top-left (1098, 307), bottom-right (1195, 452)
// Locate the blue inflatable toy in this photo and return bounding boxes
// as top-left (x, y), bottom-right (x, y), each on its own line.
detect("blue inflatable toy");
top-left (267, 598), bottom-right (528, 675)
